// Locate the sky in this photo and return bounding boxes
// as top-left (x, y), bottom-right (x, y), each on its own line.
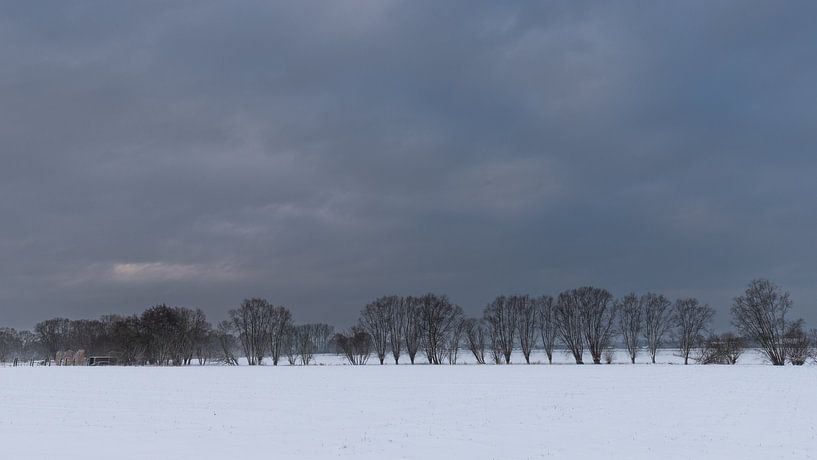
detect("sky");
top-left (1, 1), bottom-right (816, 330)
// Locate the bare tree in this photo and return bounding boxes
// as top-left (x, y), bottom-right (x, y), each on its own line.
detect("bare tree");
top-left (140, 305), bottom-right (186, 366)
top-left (102, 315), bottom-right (146, 366)
top-left (418, 293), bottom-right (463, 365)
top-left (674, 298), bottom-right (714, 365)
top-left (215, 320), bottom-right (240, 365)
top-left (268, 306), bottom-right (293, 366)
top-left (463, 318), bottom-right (487, 364)
top-left (731, 279), bottom-right (791, 366)
top-left (489, 323), bottom-right (503, 364)
top-left (387, 296), bottom-right (407, 364)
top-left (718, 333), bottom-right (746, 365)
top-left (617, 293), bottom-right (642, 364)
top-left (178, 308), bottom-right (210, 365)
top-left (404, 296), bottom-right (422, 364)
top-left (359, 297), bottom-right (393, 365)
top-left (555, 289), bottom-right (585, 364)
top-left (67, 319), bottom-right (106, 358)
top-left (0, 328), bottom-right (21, 364)
top-left (784, 319), bottom-right (812, 366)
top-left (295, 324), bottom-right (319, 365)
top-left (515, 295), bottom-right (538, 364)
top-left (483, 296), bottom-right (518, 364)
top-left (446, 315), bottom-right (465, 364)
top-left (334, 328), bottom-right (371, 365)
top-left (310, 323), bottom-right (335, 354)
top-left (642, 293), bottom-right (673, 364)
top-left (578, 287), bottom-right (616, 365)
top-left (536, 296), bottom-right (557, 364)
top-left (229, 298), bottom-right (273, 365)
top-left (284, 324), bottom-right (298, 365)
top-left (697, 333), bottom-right (745, 365)
top-left (34, 318), bottom-right (70, 364)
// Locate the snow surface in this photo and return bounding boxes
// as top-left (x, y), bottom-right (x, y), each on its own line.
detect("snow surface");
top-left (1, 351), bottom-right (815, 459)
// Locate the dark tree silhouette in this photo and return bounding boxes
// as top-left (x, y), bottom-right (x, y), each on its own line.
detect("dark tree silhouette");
top-left (404, 296), bottom-right (422, 364)
top-left (268, 306), bottom-right (292, 366)
top-left (463, 318), bottom-right (487, 364)
top-left (359, 297), bottom-right (392, 365)
top-left (784, 319), bottom-right (812, 366)
top-left (229, 298), bottom-right (274, 365)
top-left (642, 293), bottom-right (673, 364)
top-left (484, 296), bottom-right (518, 364)
top-left (577, 287), bottom-right (616, 365)
top-left (674, 298), bottom-right (714, 365)
top-left (555, 290), bottom-right (585, 364)
top-left (515, 295), bottom-right (538, 364)
top-left (731, 279), bottom-right (791, 366)
top-left (34, 318), bottom-right (70, 364)
top-left (418, 293), bottom-right (463, 365)
top-left (387, 296), bottom-right (407, 364)
top-left (697, 333), bottom-right (745, 365)
top-left (334, 328), bottom-right (371, 365)
top-left (536, 296), bottom-right (557, 364)
top-left (617, 293), bottom-right (642, 364)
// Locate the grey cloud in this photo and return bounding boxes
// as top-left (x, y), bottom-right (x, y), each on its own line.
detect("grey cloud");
top-left (1, 1), bottom-right (816, 329)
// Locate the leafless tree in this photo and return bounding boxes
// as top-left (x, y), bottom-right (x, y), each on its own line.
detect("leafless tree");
top-left (359, 297), bottom-right (393, 365)
top-left (577, 287), bottom-right (616, 365)
top-left (483, 296), bottom-right (518, 364)
top-left (178, 308), bottom-right (210, 365)
top-left (463, 318), bottom-right (487, 364)
top-left (515, 295), bottom-right (538, 364)
top-left (310, 323), bottom-right (335, 354)
top-left (536, 296), bottom-right (557, 364)
top-left (718, 333), bottom-right (745, 365)
top-left (284, 324), bottom-right (298, 365)
top-left (731, 279), bottom-right (791, 366)
top-left (67, 319), bottom-right (106, 357)
top-left (215, 320), bottom-right (240, 365)
top-left (102, 315), bottom-right (145, 366)
top-left (229, 298), bottom-right (273, 365)
top-left (404, 296), bottom-right (422, 364)
top-left (140, 305), bottom-right (188, 366)
top-left (446, 315), bottom-right (465, 364)
top-left (642, 293), bottom-right (673, 364)
top-left (334, 328), bottom-right (371, 365)
top-left (697, 335), bottom-right (722, 364)
top-left (34, 318), bottom-right (70, 364)
top-left (674, 298), bottom-right (714, 365)
top-left (268, 306), bottom-right (293, 366)
top-left (0, 328), bottom-right (21, 363)
top-left (489, 324), bottom-right (503, 364)
top-left (697, 333), bottom-right (745, 364)
top-left (294, 324), bottom-right (322, 365)
top-left (555, 289), bottom-right (585, 364)
top-left (784, 319), bottom-right (812, 366)
top-left (617, 293), bottom-right (642, 364)
top-left (196, 331), bottom-right (222, 365)
top-left (418, 293), bottom-right (463, 365)
top-left (387, 296), bottom-right (407, 364)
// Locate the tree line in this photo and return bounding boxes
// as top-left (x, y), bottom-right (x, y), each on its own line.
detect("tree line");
top-left (0, 278), bottom-right (813, 366)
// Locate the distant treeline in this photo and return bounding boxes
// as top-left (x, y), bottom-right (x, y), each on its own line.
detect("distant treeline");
top-left (0, 279), bottom-right (813, 366)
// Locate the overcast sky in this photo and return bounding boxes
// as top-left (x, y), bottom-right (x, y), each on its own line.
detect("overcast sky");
top-left (1, 1), bottom-right (816, 329)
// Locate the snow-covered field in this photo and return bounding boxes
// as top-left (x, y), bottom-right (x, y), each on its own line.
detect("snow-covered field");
top-left (1, 351), bottom-right (815, 460)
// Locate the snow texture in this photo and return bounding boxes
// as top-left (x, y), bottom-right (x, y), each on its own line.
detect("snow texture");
top-left (1, 351), bottom-right (814, 459)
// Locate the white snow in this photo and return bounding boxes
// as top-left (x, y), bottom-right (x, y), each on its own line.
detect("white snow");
top-left (1, 352), bottom-right (815, 459)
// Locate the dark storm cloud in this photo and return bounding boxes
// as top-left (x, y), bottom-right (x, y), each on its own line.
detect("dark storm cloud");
top-left (1, 1), bottom-right (816, 328)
